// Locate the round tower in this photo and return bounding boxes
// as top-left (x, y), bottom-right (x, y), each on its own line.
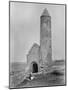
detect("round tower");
top-left (40, 8), bottom-right (52, 66)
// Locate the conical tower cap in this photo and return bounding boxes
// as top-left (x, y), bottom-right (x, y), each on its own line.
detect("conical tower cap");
top-left (41, 8), bottom-right (50, 16)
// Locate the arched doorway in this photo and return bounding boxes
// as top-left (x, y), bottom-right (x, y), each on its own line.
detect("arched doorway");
top-left (32, 62), bottom-right (38, 73)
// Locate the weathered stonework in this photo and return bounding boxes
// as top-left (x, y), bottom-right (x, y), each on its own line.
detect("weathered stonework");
top-left (27, 43), bottom-right (40, 73)
top-left (40, 8), bottom-right (52, 66)
top-left (27, 8), bottom-right (52, 74)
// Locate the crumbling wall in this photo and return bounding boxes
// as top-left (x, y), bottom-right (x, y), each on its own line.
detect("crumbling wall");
top-left (27, 43), bottom-right (40, 72)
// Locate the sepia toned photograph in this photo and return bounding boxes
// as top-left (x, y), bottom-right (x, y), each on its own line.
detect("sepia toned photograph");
top-left (9, 1), bottom-right (66, 89)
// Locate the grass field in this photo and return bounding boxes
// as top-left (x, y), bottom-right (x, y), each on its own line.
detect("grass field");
top-left (9, 60), bottom-right (65, 88)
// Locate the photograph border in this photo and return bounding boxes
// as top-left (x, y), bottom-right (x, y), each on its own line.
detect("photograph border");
top-left (9, 1), bottom-right (67, 89)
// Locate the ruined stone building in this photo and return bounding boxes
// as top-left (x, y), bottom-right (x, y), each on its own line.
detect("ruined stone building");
top-left (26, 8), bottom-right (52, 74)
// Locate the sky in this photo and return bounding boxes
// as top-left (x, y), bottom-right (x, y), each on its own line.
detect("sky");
top-left (10, 2), bottom-right (65, 63)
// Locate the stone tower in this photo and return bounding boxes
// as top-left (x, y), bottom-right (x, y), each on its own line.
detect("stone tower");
top-left (40, 9), bottom-right (52, 66)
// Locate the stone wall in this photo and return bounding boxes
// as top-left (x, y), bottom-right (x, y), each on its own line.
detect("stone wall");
top-left (27, 43), bottom-right (40, 72)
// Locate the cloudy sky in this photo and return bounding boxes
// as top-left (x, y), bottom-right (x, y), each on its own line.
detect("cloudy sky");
top-left (10, 2), bottom-right (65, 63)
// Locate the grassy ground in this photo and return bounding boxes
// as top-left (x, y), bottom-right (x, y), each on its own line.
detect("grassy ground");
top-left (16, 70), bottom-right (65, 88)
top-left (10, 60), bottom-right (65, 88)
